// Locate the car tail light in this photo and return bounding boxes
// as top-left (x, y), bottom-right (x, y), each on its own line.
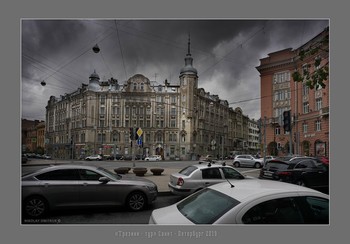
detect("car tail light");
top-left (177, 177), bottom-right (184, 186)
top-left (277, 171), bottom-right (292, 176)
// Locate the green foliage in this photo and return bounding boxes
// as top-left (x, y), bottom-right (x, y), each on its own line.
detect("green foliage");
top-left (293, 35), bottom-right (329, 89)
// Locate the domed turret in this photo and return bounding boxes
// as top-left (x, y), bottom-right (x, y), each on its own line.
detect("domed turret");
top-left (88, 70), bottom-right (100, 91)
top-left (180, 35), bottom-right (197, 76)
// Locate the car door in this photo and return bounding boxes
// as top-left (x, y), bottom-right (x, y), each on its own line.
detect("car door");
top-left (201, 168), bottom-right (224, 188)
top-left (35, 169), bottom-right (80, 207)
top-left (77, 169), bottom-right (122, 206)
top-left (299, 160), bottom-right (329, 190)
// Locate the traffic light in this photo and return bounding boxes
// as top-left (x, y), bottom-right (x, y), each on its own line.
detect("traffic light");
top-left (129, 127), bottom-right (134, 140)
top-left (283, 110), bottom-right (291, 132)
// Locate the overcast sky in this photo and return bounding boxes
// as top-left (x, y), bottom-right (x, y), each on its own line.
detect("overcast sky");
top-left (21, 19), bottom-right (329, 121)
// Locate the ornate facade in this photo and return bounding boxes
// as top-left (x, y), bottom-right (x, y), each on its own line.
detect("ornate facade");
top-left (45, 38), bottom-right (250, 160)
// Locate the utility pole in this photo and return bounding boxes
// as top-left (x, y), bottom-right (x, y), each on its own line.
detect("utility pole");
top-left (263, 116), bottom-right (267, 162)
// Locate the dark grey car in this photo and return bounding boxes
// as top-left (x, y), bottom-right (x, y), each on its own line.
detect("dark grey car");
top-left (22, 164), bottom-right (158, 218)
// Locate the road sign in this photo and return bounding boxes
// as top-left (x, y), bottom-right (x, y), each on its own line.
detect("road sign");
top-left (137, 127), bottom-right (143, 137)
top-left (137, 137), bottom-right (143, 146)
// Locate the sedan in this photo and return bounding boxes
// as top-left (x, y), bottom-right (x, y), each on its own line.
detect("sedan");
top-left (144, 155), bottom-right (162, 161)
top-left (259, 158), bottom-right (329, 194)
top-left (85, 154), bottom-right (102, 161)
top-left (22, 164), bottom-right (158, 218)
top-left (150, 179), bottom-right (329, 224)
top-left (168, 161), bottom-right (251, 196)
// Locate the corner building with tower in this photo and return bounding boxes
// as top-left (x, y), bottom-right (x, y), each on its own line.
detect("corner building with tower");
top-left (45, 39), bottom-right (252, 160)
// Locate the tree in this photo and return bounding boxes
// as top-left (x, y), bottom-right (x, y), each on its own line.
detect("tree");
top-left (292, 30), bottom-right (329, 89)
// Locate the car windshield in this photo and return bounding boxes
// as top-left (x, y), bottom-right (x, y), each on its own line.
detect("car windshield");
top-left (179, 166), bottom-right (198, 176)
top-left (264, 161), bottom-right (289, 170)
top-left (97, 167), bottom-right (121, 180)
top-left (177, 188), bottom-right (240, 224)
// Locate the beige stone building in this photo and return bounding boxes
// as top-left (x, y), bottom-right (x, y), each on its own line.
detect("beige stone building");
top-left (45, 39), bottom-right (251, 160)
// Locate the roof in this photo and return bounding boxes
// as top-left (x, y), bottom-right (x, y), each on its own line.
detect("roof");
top-left (208, 179), bottom-right (328, 203)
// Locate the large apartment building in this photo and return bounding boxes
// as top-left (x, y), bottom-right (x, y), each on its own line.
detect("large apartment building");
top-left (44, 38), bottom-right (251, 160)
top-left (256, 27), bottom-right (329, 157)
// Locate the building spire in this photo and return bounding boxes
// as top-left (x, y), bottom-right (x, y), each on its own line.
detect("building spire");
top-left (187, 33), bottom-right (191, 56)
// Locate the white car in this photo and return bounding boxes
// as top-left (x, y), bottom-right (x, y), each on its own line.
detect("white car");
top-left (168, 161), bottom-right (251, 196)
top-left (85, 155), bottom-right (102, 161)
top-left (144, 155), bottom-right (162, 161)
top-left (149, 179), bottom-right (329, 225)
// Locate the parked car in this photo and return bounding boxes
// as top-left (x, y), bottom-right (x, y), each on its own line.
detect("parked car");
top-left (232, 155), bottom-right (264, 168)
top-left (263, 155), bottom-right (276, 163)
top-left (22, 155), bottom-right (28, 164)
top-left (144, 155), bottom-right (162, 161)
top-left (316, 156), bottom-right (329, 165)
top-left (105, 154), bottom-right (124, 160)
top-left (199, 155), bottom-right (214, 161)
top-left (168, 161), bottom-right (251, 196)
top-left (22, 164), bottom-right (158, 218)
top-left (149, 179), bottom-right (329, 224)
top-left (259, 158), bottom-right (329, 194)
top-left (42, 154), bottom-right (52, 159)
top-left (85, 154), bottom-right (102, 161)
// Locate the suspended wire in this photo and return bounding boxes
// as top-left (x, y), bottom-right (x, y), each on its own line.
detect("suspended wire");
top-left (114, 20), bottom-right (128, 82)
top-left (199, 20), bottom-right (270, 77)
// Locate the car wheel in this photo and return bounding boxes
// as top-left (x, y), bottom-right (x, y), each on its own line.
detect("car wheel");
top-left (233, 162), bottom-right (240, 167)
top-left (254, 162), bottom-right (261, 168)
top-left (23, 196), bottom-right (48, 218)
top-left (126, 191), bottom-right (147, 211)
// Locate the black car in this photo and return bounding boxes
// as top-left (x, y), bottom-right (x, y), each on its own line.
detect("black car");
top-left (259, 158), bottom-right (329, 194)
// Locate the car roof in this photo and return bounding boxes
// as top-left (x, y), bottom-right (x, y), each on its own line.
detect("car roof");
top-left (193, 161), bottom-right (232, 169)
top-left (22, 164), bottom-right (100, 177)
top-left (208, 179), bottom-right (328, 202)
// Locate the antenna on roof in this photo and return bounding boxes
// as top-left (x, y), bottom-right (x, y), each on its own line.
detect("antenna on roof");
top-left (226, 178), bottom-right (235, 188)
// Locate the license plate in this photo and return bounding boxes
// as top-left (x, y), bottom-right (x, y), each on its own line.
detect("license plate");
top-left (264, 171), bottom-right (273, 176)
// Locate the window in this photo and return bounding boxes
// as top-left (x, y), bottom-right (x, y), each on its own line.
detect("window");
top-left (303, 102), bottom-right (309, 114)
top-left (222, 167), bottom-right (243, 179)
top-left (315, 120), bottom-right (321, 132)
top-left (36, 169), bottom-right (80, 181)
top-left (303, 123), bottom-right (308, 133)
top-left (79, 169), bottom-right (103, 181)
top-left (316, 98), bottom-right (322, 111)
top-left (202, 168), bottom-right (222, 179)
top-left (275, 127), bottom-right (281, 135)
top-left (133, 83), bottom-right (137, 91)
top-left (303, 83), bottom-right (309, 96)
top-left (303, 197), bottom-right (329, 224)
top-left (177, 188), bottom-right (240, 224)
top-left (242, 197), bottom-right (304, 224)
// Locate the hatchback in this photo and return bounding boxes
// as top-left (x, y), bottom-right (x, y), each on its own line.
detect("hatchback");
top-left (168, 161), bottom-right (251, 196)
top-left (150, 179), bottom-right (329, 224)
top-left (22, 165), bottom-right (158, 218)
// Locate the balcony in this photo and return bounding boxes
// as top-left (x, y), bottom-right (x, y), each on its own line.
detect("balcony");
top-left (319, 106), bottom-right (329, 116)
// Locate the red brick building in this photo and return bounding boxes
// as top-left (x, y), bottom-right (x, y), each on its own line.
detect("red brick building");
top-left (256, 27), bottom-right (329, 157)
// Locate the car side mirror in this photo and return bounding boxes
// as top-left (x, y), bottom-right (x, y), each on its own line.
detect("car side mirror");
top-left (98, 177), bottom-right (110, 184)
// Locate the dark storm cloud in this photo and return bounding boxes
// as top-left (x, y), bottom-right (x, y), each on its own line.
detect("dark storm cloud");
top-left (21, 19), bottom-right (329, 120)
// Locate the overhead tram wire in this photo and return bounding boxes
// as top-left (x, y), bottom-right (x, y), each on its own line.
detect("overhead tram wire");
top-left (114, 20), bottom-right (128, 83)
top-left (199, 21), bottom-right (270, 77)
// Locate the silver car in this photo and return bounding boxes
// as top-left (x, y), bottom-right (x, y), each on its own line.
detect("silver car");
top-left (22, 164), bottom-right (158, 218)
top-left (168, 161), bottom-right (251, 196)
top-left (233, 155), bottom-right (264, 168)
